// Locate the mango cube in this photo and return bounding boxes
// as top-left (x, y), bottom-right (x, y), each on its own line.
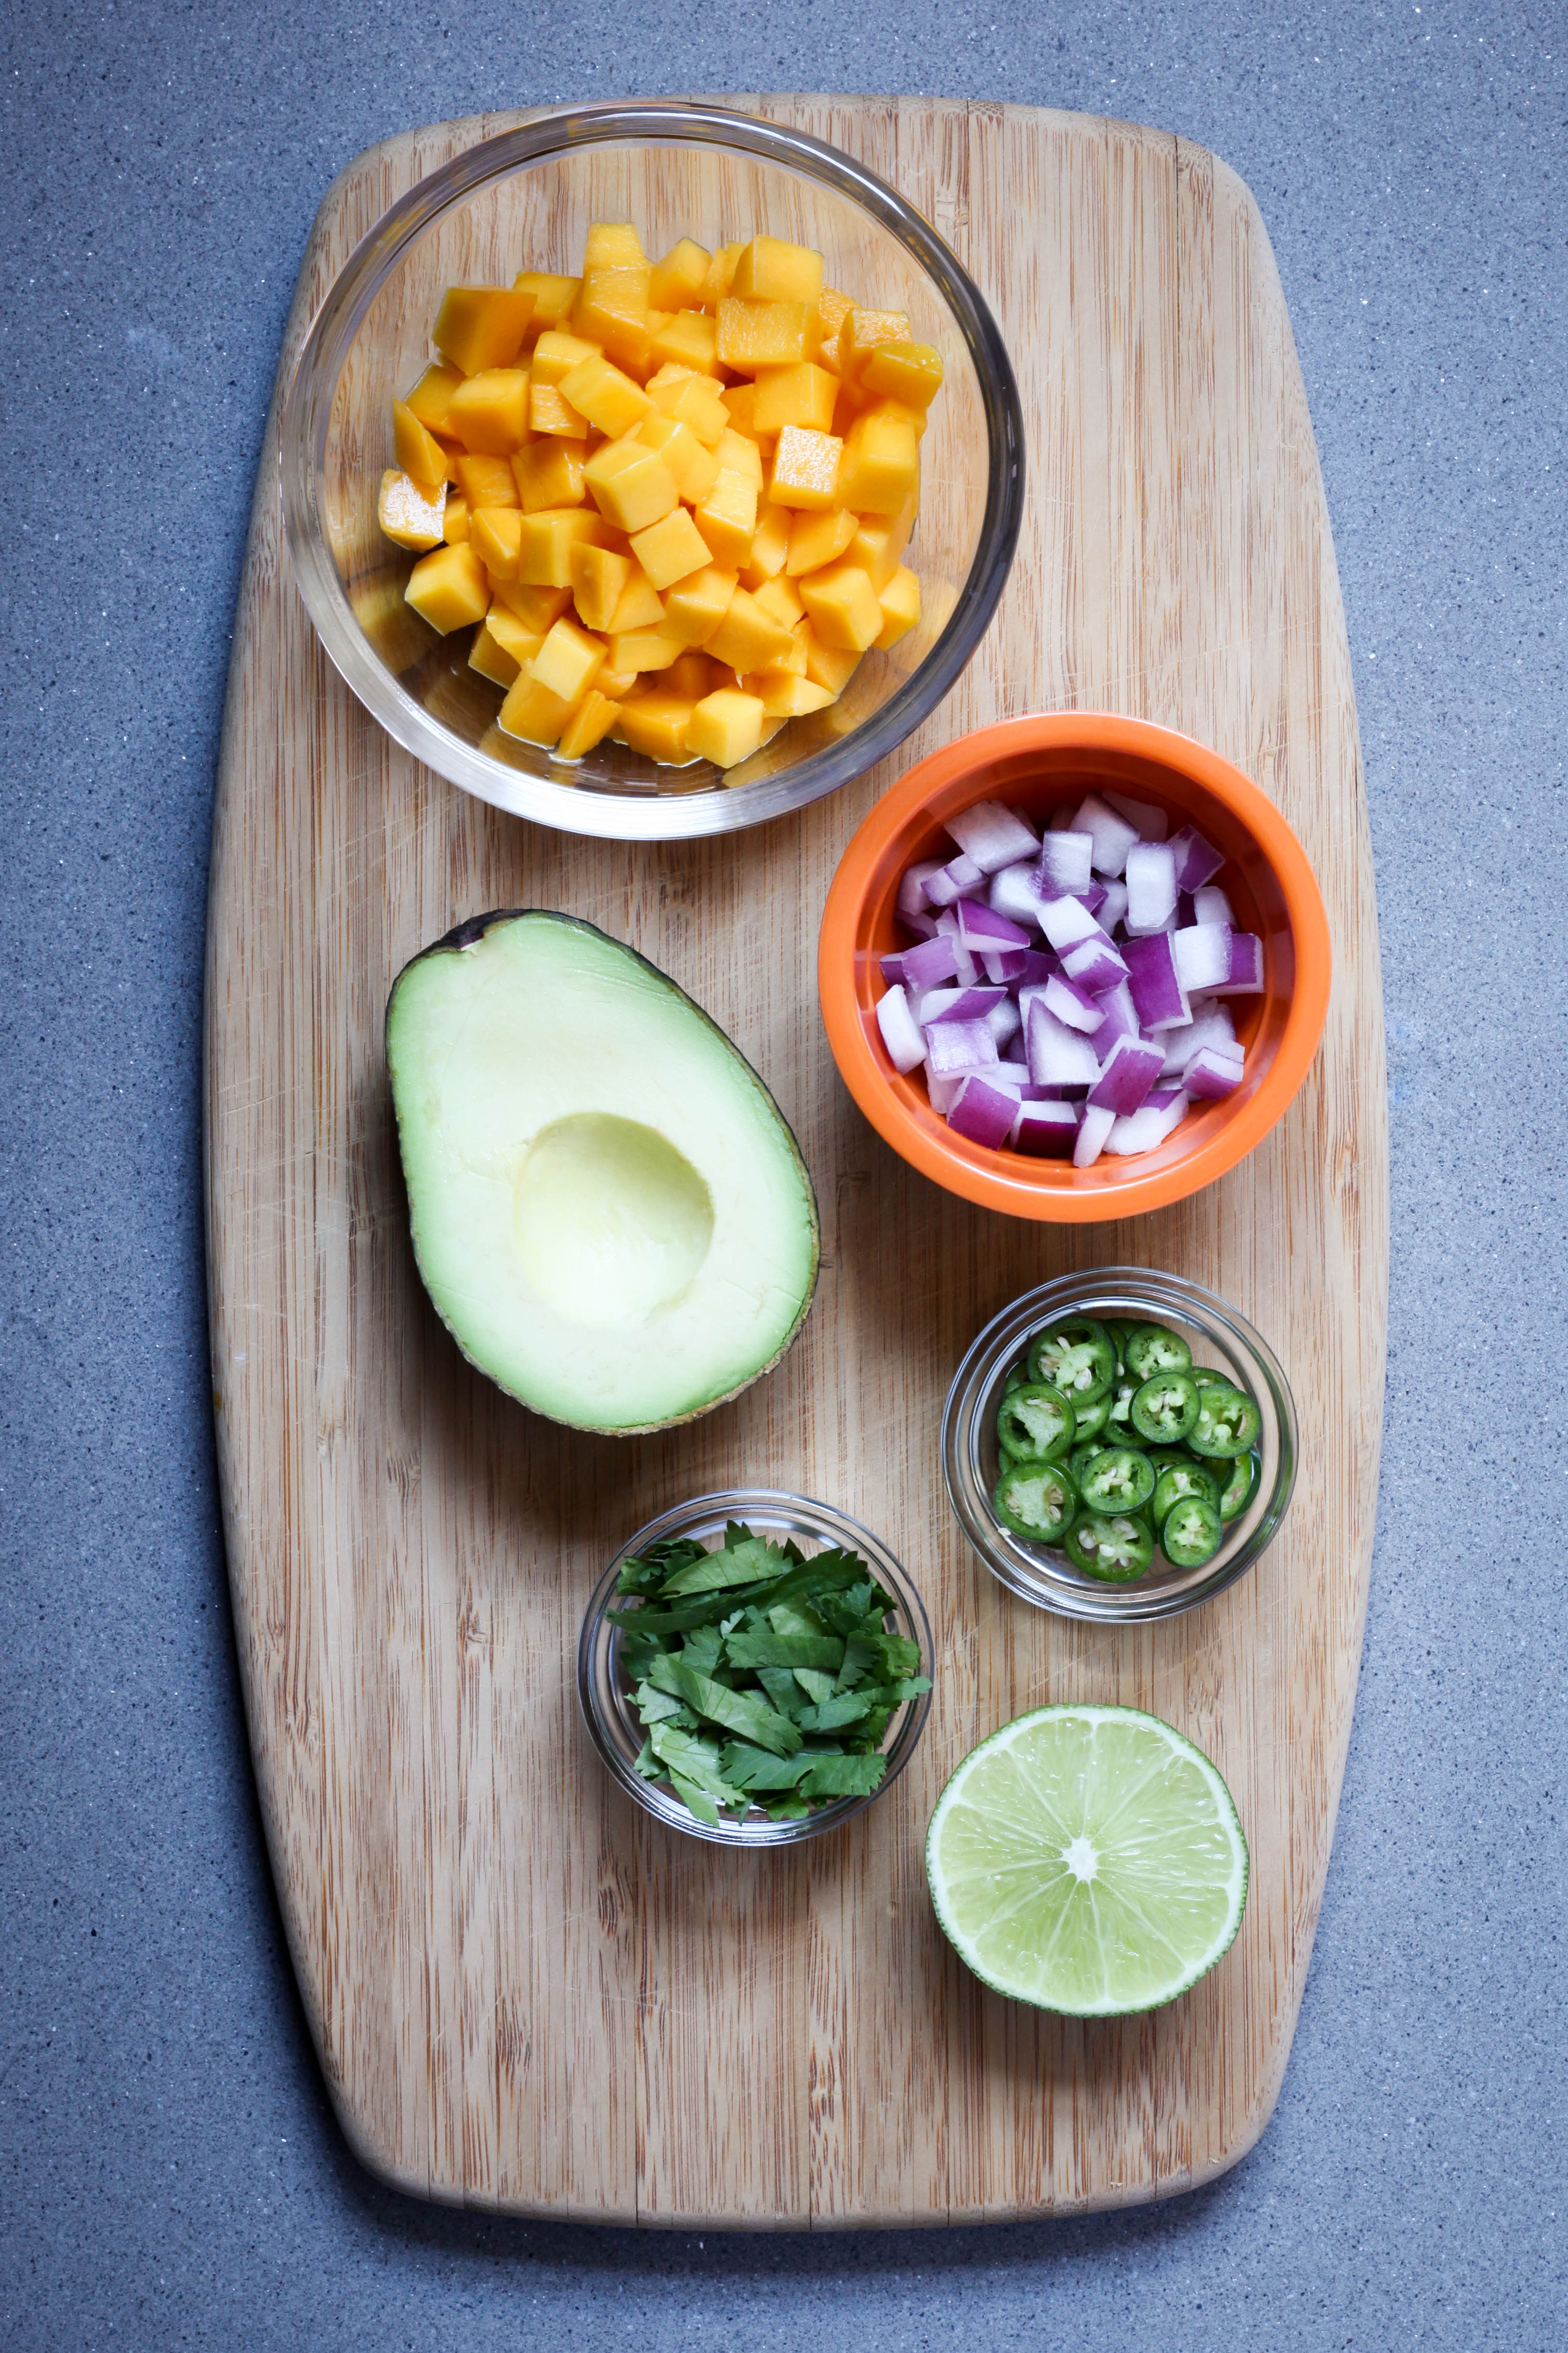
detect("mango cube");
top-left (837, 406), bottom-right (919, 513)
top-left (715, 427), bottom-right (765, 487)
top-left (512, 271), bottom-right (580, 331)
top-left (801, 626), bottom-right (862, 695)
top-left (629, 506), bottom-right (712, 592)
top-left (570, 543), bottom-right (632, 634)
top-left (753, 361), bottom-right (838, 436)
top-left (532, 616), bottom-right (607, 704)
top-left (584, 439), bottom-right (680, 533)
top-left (650, 237), bottom-right (713, 310)
top-left (739, 502), bottom-right (791, 587)
top-left (732, 236), bottom-right (824, 306)
top-left (835, 306), bottom-right (912, 389)
top-left (755, 672), bottom-right (836, 718)
top-left (665, 651), bottom-right (719, 700)
top-left (663, 565), bottom-right (737, 647)
top-left (860, 338), bottom-right (945, 411)
top-left (557, 688), bottom-right (623, 761)
top-left (583, 222), bottom-right (645, 269)
top-left (649, 309), bottom-right (719, 374)
top-left (784, 506), bottom-right (857, 577)
top-left (467, 506), bottom-right (525, 580)
top-left (606, 563), bottom-right (667, 634)
top-left (560, 350), bottom-right (652, 438)
top-left (530, 381), bottom-right (588, 439)
top-left (876, 564), bottom-right (921, 649)
top-left (720, 382), bottom-right (761, 437)
top-left (393, 399), bottom-right (449, 491)
top-left (647, 367), bottom-right (728, 447)
top-left (815, 286), bottom-right (854, 367)
top-left (616, 691), bottom-right (697, 763)
top-left (468, 610), bottom-right (540, 687)
top-left (635, 413), bottom-right (719, 505)
top-left (452, 453), bottom-right (518, 509)
top-left (706, 586), bottom-right (796, 675)
top-left (574, 266), bottom-right (653, 372)
top-left (688, 688), bottom-right (766, 769)
top-left (513, 439), bottom-right (587, 513)
top-left (517, 508), bottom-right (608, 588)
top-left (596, 663), bottom-right (639, 700)
top-left (799, 558), bottom-right (883, 651)
top-left (497, 673), bottom-right (573, 746)
top-left (846, 502), bottom-right (915, 591)
top-left (442, 494), bottom-right (470, 545)
top-left (486, 580), bottom-right (571, 632)
top-left (693, 468), bottom-right (759, 567)
top-left (716, 297), bottom-right (809, 373)
top-left (404, 542), bottom-right (490, 633)
top-left (444, 369), bottom-right (533, 455)
top-left (701, 242), bottom-right (744, 306)
top-left (433, 285), bottom-right (535, 375)
top-left (532, 331), bottom-right (601, 386)
top-left (377, 468), bottom-right (446, 551)
top-left (610, 627), bottom-right (686, 676)
top-left (754, 573), bottom-right (805, 631)
top-left (404, 361), bottom-right (464, 435)
top-left (769, 425), bottom-right (843, 511)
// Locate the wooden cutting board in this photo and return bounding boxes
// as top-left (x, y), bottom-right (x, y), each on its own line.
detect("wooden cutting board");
top-left (205, 96), bottom-right (1387, 2225)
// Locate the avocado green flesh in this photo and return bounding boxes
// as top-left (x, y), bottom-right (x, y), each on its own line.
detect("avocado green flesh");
top-left (386, 912), bottom-right (820, 1432)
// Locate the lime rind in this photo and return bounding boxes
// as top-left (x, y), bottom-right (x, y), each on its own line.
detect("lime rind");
top-left (926, 1703), bottom-right (1248, 2017)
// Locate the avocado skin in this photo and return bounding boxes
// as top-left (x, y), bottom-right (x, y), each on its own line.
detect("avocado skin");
top-left (385, 908), bottom-right (822, 1435)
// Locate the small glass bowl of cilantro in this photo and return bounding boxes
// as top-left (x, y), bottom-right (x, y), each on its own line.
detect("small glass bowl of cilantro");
top-left (577, 1490), bottom-right (933, 1843)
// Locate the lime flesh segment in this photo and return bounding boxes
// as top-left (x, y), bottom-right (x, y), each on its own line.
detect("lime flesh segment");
top-left (926, 1704), bottom-right (1248, 2016)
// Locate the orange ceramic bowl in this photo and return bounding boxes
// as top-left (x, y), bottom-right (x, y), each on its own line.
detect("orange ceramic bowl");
top-left (818, 714), bottom-right (1332, 1222)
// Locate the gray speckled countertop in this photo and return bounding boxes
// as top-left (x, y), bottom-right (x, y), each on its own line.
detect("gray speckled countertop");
top-left (3, 4), bottom-right (1564, 2345)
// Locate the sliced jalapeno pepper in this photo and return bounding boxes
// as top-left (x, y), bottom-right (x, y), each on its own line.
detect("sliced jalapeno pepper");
top-left (1130, 1370), bottom-right (1202, 1444)
top-left (1064, 1510), bottom-right (1155, 1581)
top-left (1217, 1451), bottom-right (1259, 1519)
top-left (1027, 1318), bottom-right (1117, 1407)
top-left (1151, 1461), bottom-right (1222, 1524)
top-left (995, 1381), bottom-right (1076, 1463)
top-left (1070, 1392), bottom-right (1112, 1442)
top-left (1003, 1359), bottom-right (1031, 1395)
top-left (1104, 1318), bottom-right (1141, 1375)
top-left (1188, 1383), bottom-right (1262, 1459)
top-left (1078, 1446), bottom-right (1157, 1516)
top-left (1069, 1439), bottom-right (1111, 1491)
top-left (1193, 1366), bottom-right (1230, 1390)
top-left (1160, 1495), bottom-right (1223, 1567)
top-left (993, 1459), bottom-right (1077, 1544)
top-left (1104, 1375), bottom-right (1151, 1447)
top-left (1145, 1444), bottom-right (1199, 1471)
top-left (1123, 1322), bottom-right (1193, 1381)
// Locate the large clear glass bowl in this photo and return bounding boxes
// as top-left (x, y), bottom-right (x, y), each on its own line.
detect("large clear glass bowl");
top-left (942, 1268), bottom-right (1297, 1624)
top-left (577, 1488), bottom-right (932, 1846)
top-left (281, 101), bottom-right (1024, 841)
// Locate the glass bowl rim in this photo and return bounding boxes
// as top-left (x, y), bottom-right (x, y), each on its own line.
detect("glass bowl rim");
top-left (941, 1266), bottom-right (1297, 1623)
top-left (576, 1484), bottom-right (933, 1845)
top-left (280, 98), bottom-right (1025, 842)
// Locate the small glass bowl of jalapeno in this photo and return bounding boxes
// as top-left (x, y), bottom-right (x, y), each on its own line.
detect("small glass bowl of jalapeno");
top-left (941, 1269), bottom-right (1296, 1622)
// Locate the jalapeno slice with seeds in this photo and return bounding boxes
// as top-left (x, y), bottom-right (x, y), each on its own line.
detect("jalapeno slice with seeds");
top-left (993, 1459), bottom-right (1077, 1544)
top-left (1130, 1370), bottom-right (1202, 1444)
top-left (1070, 1392), bottom-right (1112, 1442)
top-left (1078, 1446), bottom-right (1157, 1517)
top-left (1064, 1510), bottom-right (1155, 1581)
top-left (1188, 1383), bottom-right (1261, 1459)
top-left (1122, 1322), bottom-right (1193, 1381)
top-left (1152, 1461), bottom-right (1222, 1524)
top-left (1160, 1495), bottom-right (1223, 1567)
top-left (995, 1381), bottom-right (1076, 1463)
top-left (1027, 1318), bottom-right (1117, 1407)
top-left (1068, 1439), bottom-right (1111, 1491)
top-left (1218, 1452), bottom-right (1259, 1519)
top-left (1104, 1375), bottom-right (1151, 1447)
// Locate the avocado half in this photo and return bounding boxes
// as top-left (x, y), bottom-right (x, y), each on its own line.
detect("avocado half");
top-left (385, 910), bottom-right (821, 1435)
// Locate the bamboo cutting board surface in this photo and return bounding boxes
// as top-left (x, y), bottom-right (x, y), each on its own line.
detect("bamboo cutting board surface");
top-left (205, 96), bottom-right (1387, 2225)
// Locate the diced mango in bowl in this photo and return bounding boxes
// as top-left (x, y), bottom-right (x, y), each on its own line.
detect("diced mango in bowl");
top-left (378, 224), bottom-right (943, 774)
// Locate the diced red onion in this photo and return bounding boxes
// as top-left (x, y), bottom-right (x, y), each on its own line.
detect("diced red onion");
top-left (1087, 1035), bottom-right (1166, 1116)
top-left (945, 799), bottom-right (1041, 875)
top-left (1097, 879), bottom-right (1128, 935)
top-left (947, 1075), bottom-right (1025, 1147)
top-left (1168, 823), bottom-right (1226, 892)
top-left (1184, 1047), bottom-right (1247, 1099)
top-left (885, 934), bottom-right (959, 991)
top-left (1158, 1006), bottom-right (1238, 1077)
top-left (1026, 1002), bottom-right (1102, 1089)
top-left (1038, 894), bottom-right (1103, 953)
top-left (1016, 948), bottom-right (1059, 987)
top-left (957, 897), bottom-right (1031, 952)
top-left (989, 860), bottom-right (1049, 929)
top-left (1034, 829), bottom-right (1095, 896)
top-left (1124, 840), bottom-right (1179, 935)
top-left (1073, 1103), bottom-right (1117, 1167)
top-left (874, 984), bottom-right (926, 1073)
top-left (1071, 791), bottom-right (1140, 878)
top-left (980, 946), bottom-right (1031, 985)
top-left (1074, 880), bottom-right (1109, 917)
top-left (1172, 921), bottom-right (1236, 995)
top-left (1042, 972), bottom-right (1104, 1035)
top-left (926, 1066), bottom-right (990, 1114)
top-left (1103, 790), bottom-right (1169, 842)
top-left (926, 1016), bottom-right (998, 1075)
top-left (898, 907), bottom-right (940, 940)
top-left (924, 851), bottom-right (985, 907)
top-left (1011, 1101), bottom-right (1081, 1157)
top-left (987, 998), bottom-right (1023, 1051)
top-left (897, 859), bottom-right (946, 918)
top-left (1060, 933), bottom-right (1129, 994)
top-left (1194, 884), bottom-right (1234, 928)
top-left (1210, 932), bottom-right (1264, 995)
top-left (1106, 1090), bottom-right (1190, 1154)
top-left (917, 983), bottom-right (1006, 1025)
top-left (1089, 978), bottom-right (1140, 1055)
top-left (933, 909), bottom-right (979, 987)
top-left (1122, 932), bottom-right (1192, 1030)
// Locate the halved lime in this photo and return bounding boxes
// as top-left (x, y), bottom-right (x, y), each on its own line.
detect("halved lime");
top-left (926, 1704), bottom-right (1247, 2015)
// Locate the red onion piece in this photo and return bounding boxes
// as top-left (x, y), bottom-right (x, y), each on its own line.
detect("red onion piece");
top-left (1210, 933), bottom-right (1264, 994)
top-left (956, 897), bottom-right (1031, 952)
top-left (947, 1075), bottom-right (1024, 1148)
top-left (1194, 884), bottom-right (1235, 928)
top-left (874, 984), bottom-right (926, 1073)
top-left (945, 799), bottom-right (1041, 875)
top-left (1124, 841), bottom-right (1179, 935)
top-left (1087, 1035), bottom-right (1166, 1116)
top-left (1073, 1103), bottom-right (1117, 1167)
top-left (1071, 791), bottom-right (1140, 878)
top-left (1172, 922), bottom-right (1236, 995)
top-left (1103, 789), bottom-right (1170, 842)
top-left (1060, 933), bottom-right (1130, 995)
top-left (1026, 1002), bottom-right (1102, 1089)
top-left (1184, 1046), bottom-right (1247, 1098)
top-left (1034, 829), bottom-right (1095, 897)
top-left (1042, 972), bottom-right (1104, 1035)
top-left (1168, 823), bottom-right (1226, 893)
top-left (897, 858), bottom-right (946, 918)
top-left (1011, 1101), bottom-right (1081, 1157)
top-left (884, 934), bottom-right (959, 992)
top-left (1122, 932), bottom-right (1192, 1031)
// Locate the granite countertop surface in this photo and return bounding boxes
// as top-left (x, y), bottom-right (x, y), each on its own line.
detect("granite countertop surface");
top-left (3, 4), bottom-right (1563, 2346)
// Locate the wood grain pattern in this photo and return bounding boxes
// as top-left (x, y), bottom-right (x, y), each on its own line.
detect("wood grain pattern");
top-left (204, 96), bottom-right (1387, 2225)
